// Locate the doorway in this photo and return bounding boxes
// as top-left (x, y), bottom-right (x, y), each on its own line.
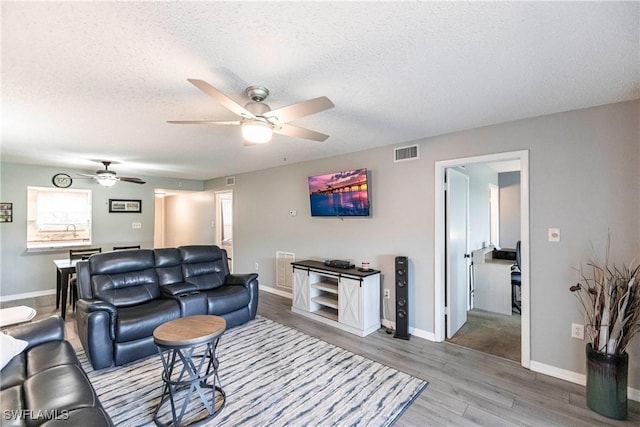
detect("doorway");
top-left (215, 190), bottom-right (233, 272)
top-left (153, 190), bottom-right (216, 248)
top-left (434, 150), bottom-right (530, 368)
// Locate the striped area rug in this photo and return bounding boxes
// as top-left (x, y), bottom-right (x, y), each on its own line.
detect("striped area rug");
top-left (78, 317), bottom-right (427, 426)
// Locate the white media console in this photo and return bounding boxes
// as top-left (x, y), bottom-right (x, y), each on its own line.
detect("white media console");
top-left (291, 260), bottom-right (381, 337)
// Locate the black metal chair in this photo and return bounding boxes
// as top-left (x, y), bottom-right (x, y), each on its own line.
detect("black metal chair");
top-left (113, 245), bottom-right (141, 251)
top-left (69, 247), bottom-right (102, 311)
top-left (511, 241), bottom-right (521, 314)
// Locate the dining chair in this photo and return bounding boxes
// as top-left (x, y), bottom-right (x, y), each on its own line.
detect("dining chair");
top-left (113, 245), bottom-right (141, 251)
top-left (68, 247), bottom-right (102, 310)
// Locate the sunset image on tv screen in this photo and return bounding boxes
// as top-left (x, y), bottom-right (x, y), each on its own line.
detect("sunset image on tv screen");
top-left (308, 168), bottom-right (369, 216)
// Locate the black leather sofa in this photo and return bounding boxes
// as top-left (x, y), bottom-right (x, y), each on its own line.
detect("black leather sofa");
top-left (0, 316), bottom-right (113, 426)
top-left (75, 245), bottom-right (259, 370)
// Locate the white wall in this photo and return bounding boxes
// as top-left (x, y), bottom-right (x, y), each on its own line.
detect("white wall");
top-left (205, 100), bottom-right (639, 389)
top-left (163, 191), bottom-right (216, 247)
top-left (499, 171), bottom-right (521, 248)
top-left (464, 163), bottom-right (498, 251)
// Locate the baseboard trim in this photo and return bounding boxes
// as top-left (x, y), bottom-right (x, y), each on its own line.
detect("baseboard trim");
top-left (259, 285), bottom-right (292, 299)
top-left (409, 326), bottom-right (436, 341)
top-left (530, 360), bottom-right (640, 402)
top-left (0, 289), bottom-right (56, 302)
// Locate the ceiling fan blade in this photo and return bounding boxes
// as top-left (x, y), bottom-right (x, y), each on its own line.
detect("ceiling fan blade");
top-left (274, 123), bottom-right (329, 142)
top-left (167, 120), bottom-right (241, 125)
top-left (187, 79), bottom-right (256, 119)
top-left (262, 96), bottom-right (334, 124)
top-left (77, 173), bottom-right (96, 178)
top-left (119, 177), bottom-right (146, 184)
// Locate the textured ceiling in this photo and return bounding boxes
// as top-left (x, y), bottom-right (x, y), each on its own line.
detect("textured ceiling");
top-left (2, 1), bottom-right (638, 180)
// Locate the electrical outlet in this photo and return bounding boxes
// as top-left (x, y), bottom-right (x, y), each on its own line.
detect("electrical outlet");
top-left (255, 262), bottom-right (259, 271)
top-left (384, 289), bottom-right (390, 299)
top-left (571, 323), bottom-right (584, 340)
top-left (131, 222), bottom-right (142, 229)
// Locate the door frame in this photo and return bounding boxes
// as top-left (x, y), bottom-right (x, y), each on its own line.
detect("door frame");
top-left (434, 150), bottom-right (530, 368)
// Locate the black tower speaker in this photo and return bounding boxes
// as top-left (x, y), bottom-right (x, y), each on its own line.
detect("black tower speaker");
top-left (394, 256), bottom-right (410, 340)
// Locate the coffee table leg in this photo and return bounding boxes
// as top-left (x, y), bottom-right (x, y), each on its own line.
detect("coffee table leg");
top-left (153, 340), bottom-right (225, 427)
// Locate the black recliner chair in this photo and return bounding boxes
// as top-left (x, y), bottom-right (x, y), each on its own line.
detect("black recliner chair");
top-left (511, 240), bottom-right (521, 314)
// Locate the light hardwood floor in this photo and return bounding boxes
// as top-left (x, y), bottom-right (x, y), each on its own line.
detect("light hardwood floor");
top-left (3, 291), bottom-right (638, 426)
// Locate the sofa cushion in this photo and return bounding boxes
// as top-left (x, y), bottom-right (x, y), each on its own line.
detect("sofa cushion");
top-left (154, 248), bottom-right (184, 286)
top-left (0, 355), bottom-right (26, 390)
top-left (205, 285), bottom-right (251, 315)
top-left (115, 299), bottom-right (181, 342)
top-left (26, 341), bottom-right (78, 377)
top-left (90, 251), bottom-right (160, 307)
top-left (89, 250), bottom-right (155, 275)
top-left (24, 365), bottom-right (99, 415)
top-left (0, 386), bottom-right (25, 426)
top-left (180, 246), bottom-right (229, 290)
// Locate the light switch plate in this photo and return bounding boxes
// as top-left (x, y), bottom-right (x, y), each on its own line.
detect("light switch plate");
top-left (132, 222), bottom-right (142, 229)
top-left (548, 228), bottom-right (560, 242)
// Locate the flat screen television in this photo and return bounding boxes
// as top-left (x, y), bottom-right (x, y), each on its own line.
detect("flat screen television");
top-left (308, 168), bottom-right (370, 217)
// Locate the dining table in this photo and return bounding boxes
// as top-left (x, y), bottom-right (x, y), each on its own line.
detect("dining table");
top-left (53, 258), bottom-right (80, 320)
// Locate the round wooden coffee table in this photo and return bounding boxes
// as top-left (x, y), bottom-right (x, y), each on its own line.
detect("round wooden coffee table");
top-left (152, 315), bottom-right (226, 427)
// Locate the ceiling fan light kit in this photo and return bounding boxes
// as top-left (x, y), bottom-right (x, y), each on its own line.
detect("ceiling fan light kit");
top-left (168, 79), bottom-right (334, 143)
top-left (242, 120), bottom-right (272, 143)
top-left (96, 172), bottom-right (118, 187)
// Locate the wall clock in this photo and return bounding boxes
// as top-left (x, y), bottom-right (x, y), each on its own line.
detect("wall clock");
top-left (52, 173), bottom-right (72, 188)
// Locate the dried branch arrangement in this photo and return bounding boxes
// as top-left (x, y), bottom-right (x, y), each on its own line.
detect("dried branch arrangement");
top-left (570, 240), bottom-right (640, 355)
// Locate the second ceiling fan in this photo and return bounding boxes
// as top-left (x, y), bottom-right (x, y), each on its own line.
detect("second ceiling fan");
top-left (77, 161), bottom-right (146, 187)
top-left (168, 79), bottom-right (334, 144)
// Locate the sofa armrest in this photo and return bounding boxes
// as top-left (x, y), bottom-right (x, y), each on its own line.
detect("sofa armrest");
top-left (160, 282), bottom-right (198, 296)
top-left (225, 273), bottom-right (259, 288)
top-left (77, 299), bottom-right (117, 340)
top-left (4, 315), bottom-right (64, 350)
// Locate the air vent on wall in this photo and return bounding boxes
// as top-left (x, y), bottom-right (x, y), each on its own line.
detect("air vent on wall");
top-left (276, 251), bottom-right (295, 289)
top-left (226, 176), bottom-right (235, 186)
top-left (394, 145), bottom-right (419, 162)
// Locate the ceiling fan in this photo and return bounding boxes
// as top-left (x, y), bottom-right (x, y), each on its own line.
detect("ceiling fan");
top-left (168, 79), bottom-right (335, 144)
top-left (77, 161), bottom-right (146, 187)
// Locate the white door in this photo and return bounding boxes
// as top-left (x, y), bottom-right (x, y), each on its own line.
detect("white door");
top-left (292, 269), bottom-right (310, 311)
top-left (446, 168), bottom-right (470, 338)
top-left (338, 277), bottom-right (362, 329)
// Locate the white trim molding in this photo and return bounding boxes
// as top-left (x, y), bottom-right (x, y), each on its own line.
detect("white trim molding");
top-left (259, 284), bottom-right (292, 299)
top-left (0, 289), bottom-right (56, 302)
top-left (434, 150), bottom-right (530, 369)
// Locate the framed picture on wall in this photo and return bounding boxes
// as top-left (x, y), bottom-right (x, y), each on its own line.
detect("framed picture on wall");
top-left (108, 199), bottom-right (142, 213)
top-left (0, 202), bottom-right (13, 222)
